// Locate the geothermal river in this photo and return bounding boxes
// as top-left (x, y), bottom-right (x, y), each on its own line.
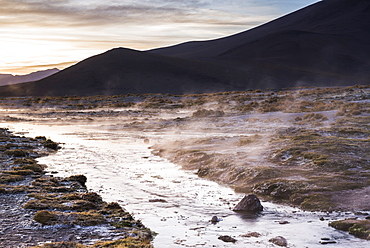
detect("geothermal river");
top-left (5, 122), bottom-right (369, 248)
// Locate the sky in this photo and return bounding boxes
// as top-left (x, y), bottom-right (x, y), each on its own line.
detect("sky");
top-left (0, 0), bottom-right (319, 75)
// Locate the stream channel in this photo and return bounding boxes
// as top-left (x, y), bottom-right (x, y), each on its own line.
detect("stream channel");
top-left (4, 121), bottom-right (369, 248)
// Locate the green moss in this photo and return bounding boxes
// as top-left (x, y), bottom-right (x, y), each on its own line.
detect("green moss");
top-left (33, 210), bottom-right (106, 226)
top-left (63, 175), bottom-right (87, 188)
top-left (111, 221), bottom-right (134, 228)
top-left (1, 185), bottom-right (30, 193)
top-left (60, 193), bottom-right (84, 200)
top-left (329, 219), bottom-right (370, 240)
top-left (253, 179), bottom-right (309, 200)
top-left (81, 192), bottom-right (103, 203)
top-left (34, 210), bottom-right (58, 225)
top-left (24, 199), bottom-right (50, 210)
top-left (5, 169), bottom-right (34, 175)
top-left (237, 134), bottom-right (262, 146)
top-left (32, 238), bottom-right (154, 248)
top-left (176, 149), bottom-right (202, 156)
top-left (100, 202), bottom-right (131, 219)
top-left (0, 174), bottom-right (24, 183)
top-left (302, 152), bottom-right (329, 166)
top-left (70, 210), bottom-right (106, 226)
top-left (349, 223), bottom-right (370, 239)
top-left (24, 198), bottom-right (99, 211)
top-left (329, 220), bottom-right (355, 231)
top-left (104, 202), bottom-right (123, 210)
top-left (302, 113), bottom-right (328, 121)
top-left (192, 109), bottom-right (224, 118)
top-left (32, 177), bottom-right (60, 187)
top-left (41, 139), bottom-right (60, 150)
top-left (19, 163), bottom-right (45, 172)
top-left (196, 167), bottom-right (211, 177)
top-left (290, 131), bottom-right (321, 141)
top-left (91, 238), bottom-right (154, 248)
top-left (4, 149), bottom-right (29, 157)
top-left (188, 153), bottom-right (212, 164)
top-left (31, 242), bottom-right (85, 248)
top-left (299, 194), bottom-right (336, 211)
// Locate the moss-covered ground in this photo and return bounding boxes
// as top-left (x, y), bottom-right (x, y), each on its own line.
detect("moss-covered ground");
top-left (1, 84), bottom-right (370, 241)
top-left (0, 128), bottom-right (153, 247)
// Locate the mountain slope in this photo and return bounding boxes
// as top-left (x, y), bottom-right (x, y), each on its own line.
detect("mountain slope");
top-left (0, 48), bottom-right (250, 96)
top-left (151, 0), bottom-right (370, 86)
top-left (0, 69), bottom-right (59, 86)
top-left (151, 0), bottom-right (370, 59)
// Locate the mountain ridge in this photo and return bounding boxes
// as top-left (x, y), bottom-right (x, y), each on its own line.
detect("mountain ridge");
top-left (0, 69), bottom-right (59, 87)
top-left (0, 0), bottom-right (369, 96)
top-left (0, 48), bottom-right (249, 96)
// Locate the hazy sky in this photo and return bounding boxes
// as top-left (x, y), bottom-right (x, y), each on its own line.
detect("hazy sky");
top-left (0, 0), bottom-right (319, 74)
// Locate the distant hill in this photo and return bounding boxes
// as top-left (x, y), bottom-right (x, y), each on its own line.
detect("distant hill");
top-left (0, 0), bottom-right (369, 96)
top-left (0, 69), bottom-right (59, 87)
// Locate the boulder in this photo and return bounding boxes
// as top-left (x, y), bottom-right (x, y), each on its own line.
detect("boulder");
top-left (218, 235), bottom-right (237, 243)
top-left (241, 232), bottom-right (262, 238)
top-left (269, 236), bottom-right (288, 247)
top-left (233, 194), bottom-right (263, 212)
top-left (211, 216), bottom-right (219, 223)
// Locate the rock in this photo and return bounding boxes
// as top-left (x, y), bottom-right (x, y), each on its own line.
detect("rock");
top-left (241, 232), bottom-right (261, 238)
top-left (320, 238), bottom-right (337, 244)
top-left (218, 235), bottom-right (237, 243)
top-left (233, 194), bottom-right (263, 212)
top-left (62, 234), bottom-right (75, 242)
top-left (149, 199), bottom-right (167, 203)
top-left (269, 236), bottom-right (288, 247)
top-left (329, 219), bottom-right (370, 239)
top-left (355, 212), bottom-right (369, 216)
top-left (211, 216), bottom-right (219, 223)
top-left (278, 220), bottom-right (290, 225)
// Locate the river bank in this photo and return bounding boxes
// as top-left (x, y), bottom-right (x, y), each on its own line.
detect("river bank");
top-left (0, 128), bottom-right (153, 248)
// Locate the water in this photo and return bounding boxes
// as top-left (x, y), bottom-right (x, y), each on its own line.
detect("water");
top-left (4, 122), bottom-right (368, 247)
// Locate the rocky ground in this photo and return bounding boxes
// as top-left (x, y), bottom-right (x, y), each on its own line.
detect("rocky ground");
top-left (1, 85), bottom-right (370, 242)
top-left (0, 128), bottom-right (153, 248)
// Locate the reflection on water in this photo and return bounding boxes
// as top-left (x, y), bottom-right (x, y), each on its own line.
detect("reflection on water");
top-left (4, 122), bottom-right (369, 248)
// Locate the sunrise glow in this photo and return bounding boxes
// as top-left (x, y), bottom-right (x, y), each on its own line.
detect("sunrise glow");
top-left (0, 0), bottom-right (318, 75)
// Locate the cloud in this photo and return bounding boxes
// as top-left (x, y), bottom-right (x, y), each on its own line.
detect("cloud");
top-left (0, 0), bottom-right (277, 28)
top-left (2, 61), bottom-right (77, 74)
top-left (0, 0), bottom-right (278, 51)
top-left (0, 0), bottom-right (193, 27)
top-left (0, 0), bottom-right (319, 74)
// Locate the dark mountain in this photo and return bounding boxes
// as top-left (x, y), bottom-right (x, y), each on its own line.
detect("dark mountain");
top-left (151, 0), bottom-right (370, 86)
top-left (0, 0), bottom-right (369, 96)
top-left (0, 74), bottom-right (12, 81)
top-left (0, 69), bottom-right (59, 87)
top-left (0, 48), bottom-right (250, 96)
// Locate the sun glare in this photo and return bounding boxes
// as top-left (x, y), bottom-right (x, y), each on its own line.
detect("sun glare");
top-left (0, 37), bottom-right (71, 74)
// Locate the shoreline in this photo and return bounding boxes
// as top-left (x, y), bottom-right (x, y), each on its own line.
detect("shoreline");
top-left (0, 128), bottom-right (153, 248)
